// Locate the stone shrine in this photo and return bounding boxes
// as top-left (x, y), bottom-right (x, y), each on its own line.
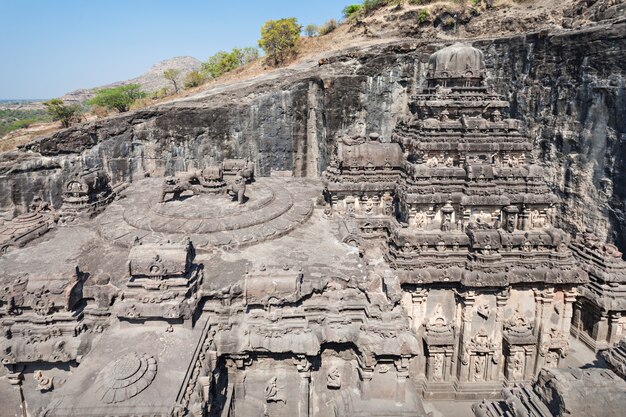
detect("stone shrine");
top-left (0, 42), bottom-right (625, 417)
top-left (570, 228), bottom-right (626, 351)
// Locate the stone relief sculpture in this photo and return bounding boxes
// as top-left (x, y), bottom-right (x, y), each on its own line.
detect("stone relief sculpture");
top-left (327, 366), bottom-right (341, 388)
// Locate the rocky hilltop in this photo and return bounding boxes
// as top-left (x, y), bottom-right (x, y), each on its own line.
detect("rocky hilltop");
top-left (1, 0), bottom-right (625, 250)
top-left (60, 56), bottom-right (202, 103)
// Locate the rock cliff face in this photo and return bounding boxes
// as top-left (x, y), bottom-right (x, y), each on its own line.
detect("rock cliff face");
top-left (1, 16), bottom-right (625, 251)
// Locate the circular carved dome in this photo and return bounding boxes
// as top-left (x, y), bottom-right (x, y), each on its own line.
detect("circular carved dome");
top-left (96, 353), bottom-right (157, 404)
top-left (427, 43), bottom-right (485, 81)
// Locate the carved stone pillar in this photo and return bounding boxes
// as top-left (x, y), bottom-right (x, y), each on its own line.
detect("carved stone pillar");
top-left (394, 356), bottom-right (410, 404)
top-left (493, 290), bottom-right (509, 380)
top-left (294, 355), bottom-right (311, 417)
top-left (562, 288), bottom-right (577, 337)
top-left (357, 353), bottom-right (376, 400)
top-left (571, 300), bottom-right (583, 338)
top-left (458, 290), bottom-right (476, 381)
top-left (534, 288), bottom-right (553, 373)
top-left (609, 313), bottom-right (622, 346)
top-left (411, 289), bottom-right (428, 335)
top-left (230, 354), bottom-right (251, 403)
top-left (594, 312), bottom-right (609, 344)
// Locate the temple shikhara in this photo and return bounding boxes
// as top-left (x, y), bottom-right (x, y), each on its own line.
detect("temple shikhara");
top-left (1, 43), bottom-right (626, 417)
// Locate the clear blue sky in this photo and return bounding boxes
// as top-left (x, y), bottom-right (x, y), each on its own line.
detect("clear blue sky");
top-left (0, 0), bottom-right (345, 99)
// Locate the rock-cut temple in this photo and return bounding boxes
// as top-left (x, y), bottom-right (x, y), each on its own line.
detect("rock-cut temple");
top-left (1, 43), bottom-right (626, 417)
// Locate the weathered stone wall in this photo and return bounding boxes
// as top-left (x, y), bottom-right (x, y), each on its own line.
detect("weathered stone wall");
top-left (1, 21), bottom-right (625, 249)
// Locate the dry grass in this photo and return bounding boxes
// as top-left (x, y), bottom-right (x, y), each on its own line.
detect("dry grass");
top-left (0, 122), bottom-right (61, 152)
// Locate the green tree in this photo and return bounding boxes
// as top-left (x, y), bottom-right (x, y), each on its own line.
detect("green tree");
top-left (163, 68), bottom-right (181, 93)
top-left (201, 47), bottom-right (259, 79)
top-left (304, 24), bottom-right (318, 37)
top-left (342, 4), bottom-right (362, 19)
top-left (88, 84), bottom-right (146, 113)
top-left (184, 70), bottom-right (206, 88)
top-left (258, 18), bottom-right (302, 67)
top-left (43, 99), bottom-right (82, 128)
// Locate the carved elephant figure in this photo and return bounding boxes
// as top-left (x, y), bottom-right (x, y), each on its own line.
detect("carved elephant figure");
top-left (227, 175), bottom-right (246, 204)
top-left (160, 177), bottom-right (200, 203)
top-left (238, 160), bottom-right (255, 183)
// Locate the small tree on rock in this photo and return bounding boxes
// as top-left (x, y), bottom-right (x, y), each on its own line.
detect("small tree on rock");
top-left (258, 18), bottom-right (302, 67)
top-left (163, 68), bottom-right (181, 93)
top-left (342, 4), bottom-right (362, 19)
top-left (43, 99), bottom-right (82, 128)
top-left (304, 24), bottom-right (318, 37)
top-left (88, 84), bottom-right (146, 113)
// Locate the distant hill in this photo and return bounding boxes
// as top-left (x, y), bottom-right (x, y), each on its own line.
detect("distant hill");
top-left (60, 56), bottom-right (202, 103)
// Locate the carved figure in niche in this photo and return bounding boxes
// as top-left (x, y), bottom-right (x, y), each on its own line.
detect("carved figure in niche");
top-left (264, 376), bottom-right (283, 403)
top-left (492, 110), bottom-right (502, 122)
top-left (426, 156), bottom-right (439, 167)
top-left (445, 156), bottom-right (454, 167)
top-left (511, 352), bottom-right (524, 380)
top-left (426, 304), bottom-right (453, 335)
top-left (477, 303), bottom-right (491, 319)
top-left (34, 370), bottom-right (53, 392)
top-left (382, 193), bottom-right (393, 216)
top-left (532, 210), bottom-right (545, 229)
top-left (441, 213), bottom-right (452, 232)
top-left (440, 109), bottom-right (450, 122)
top-left (327, 366), bottom-right (341, 389)
top-left (364, 197), bottom-right (374, 214)
top-left (473, 355), bottom-right (485, 381)
top-left (475, 211), bottom-right (492, 230)
top-left (413, 210), bottom-right (426, 230)
top-left (432, 353), bottom-right (444, 382)
top-left (506, 215), bottom-right (516, 233)
top-left (545, 351), bottom-right (559, 368)
top-left (504, 306), bottom-right (533, 336)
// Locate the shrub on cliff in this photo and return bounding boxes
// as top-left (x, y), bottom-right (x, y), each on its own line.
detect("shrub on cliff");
top-left (88, 84), bottom-right (146, 113)
top-left (318, 19), bottom-right (339, 36)
top-left (258, 18), bottom-right (302, 67)
top-left (202, 47), bottom-right (259, 79)
top-left (43, 99), bottom-right (82, 128)
top-left (184, 70), bottom-right (207, 89)
top-left (343, 4), bottom-right (362, 19)
top-left (362, 0), bottom-right (387, 13)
